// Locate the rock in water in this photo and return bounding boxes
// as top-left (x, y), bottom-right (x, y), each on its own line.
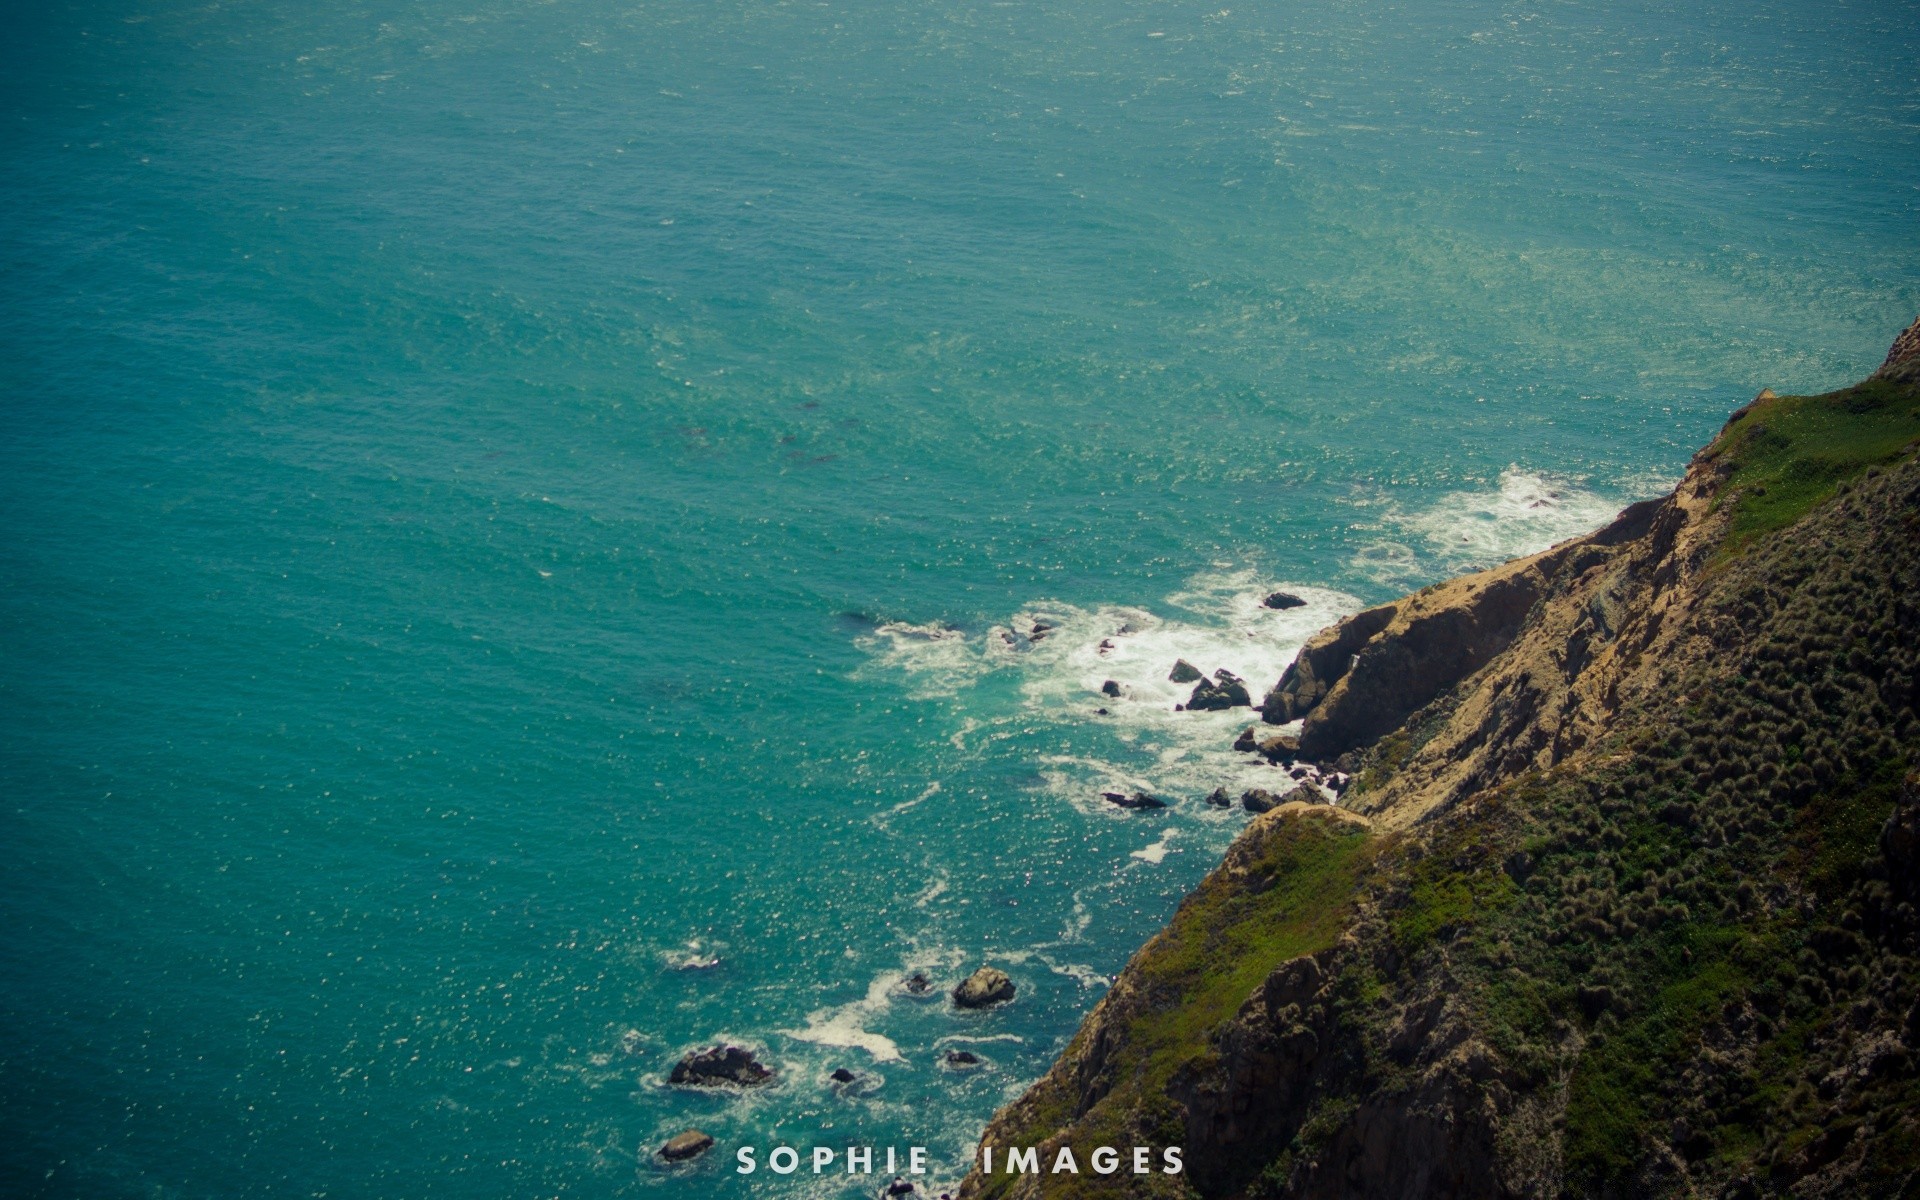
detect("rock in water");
top-left (1263, 591), bottom-right (1308, 610)
top-left (660, 1130), bottom-right (715, 1161)
top-left (944, 1049), bottom-right (982, 1066)
top-left (1242, 788), bottom-right (1285, 814)
top-left (1258, 734), bottom-right (1301, 764)
top-left (1233, 727), bottom-right (1259, 752)
top-left (1100, 679), bottom-right (1124, 697)
top-left (668, 1045), bottom-right (774, 1087)
top-left (1206, 787), bottom-right (1231, 807)
top-left (829, 1067), bottom-right (857, 1083)
top-left (886, 1178), bottom-right (917, 1196)
top-left (1169, 659), bottom-right (1204, 684)
top-left (953, 966), bottom-right (1016, 1008)
top-left (1103, 791), bottom-right (1168, 810)
top-left (1187, 669), bottom-right (1252, 710)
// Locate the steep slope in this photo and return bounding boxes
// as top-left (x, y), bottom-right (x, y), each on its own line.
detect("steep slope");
top-left (959, 319), bottom-right (1920, 1200)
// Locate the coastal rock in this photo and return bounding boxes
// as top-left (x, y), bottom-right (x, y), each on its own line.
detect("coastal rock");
top-left (1187, 669), bottom-right (1252, 711)
top-left (659, 1130), bottom-right (715, 1162)
top-left (1169, 659), bottom-right (1204, 684)
top-left (1206, 787), bottom-right (1232, 807)
top-left (953, 966), bottom-right (1016, 1009)
top-left (830, 1067), bottom-right (857, 1084)
top-left (944, 1049), bottom-right (982, 1067)
top-left (1258, 734), bottom-right (1300, 764)
top-left (1103, 791), bottom-right (1168, 810)
top-left (1262, 591), bottom-right (1308, 610)
top-left (1100, 679), bottom-right (1124, 698)
top-left (1873, 312), bottom-right (1920, 384)
top-left (1233, 727), bottom-right (1259, 752)
top-left (885, 1178), bottom-right (917, 1196)
top-left (1241, 788), bottom-right (1285, 814)
top-left (669, 1045), bottom-right (773, 1088)
top-left (900, 971), bottom-right (934, 997)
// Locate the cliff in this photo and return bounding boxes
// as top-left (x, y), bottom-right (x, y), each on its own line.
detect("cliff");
top-left (960, 316), bottom-right (1920, 1199)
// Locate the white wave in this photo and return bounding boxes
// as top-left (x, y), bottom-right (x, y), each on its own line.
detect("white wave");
top-left (781, 974), bottom-right (904, 1063)
top-left (871, 780), bottom-right (942, 830)
top-left (1353, 467), bottom-right (1644, 584)
top-left (933, 1033), bottom-right (1026, 1046)
top-left (914, 871), bottom-right (950, 909)
top-left (854, 619), bottom-right (988, 698)
top-left (851, 568), bottom-right (1365, 841)
top-left (1130, 827), bottom-right (1178, 864)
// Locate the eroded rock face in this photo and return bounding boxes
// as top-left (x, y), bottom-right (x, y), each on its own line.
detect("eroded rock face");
top-left (669, 1045), bottom-right (773, 1088)
top-left (1873, 313), bottom-right (1920, 384)
top-left (1258, 491), bottom-right (1666, 778)
top-left (953, 966), bottom-right (1016, 1009)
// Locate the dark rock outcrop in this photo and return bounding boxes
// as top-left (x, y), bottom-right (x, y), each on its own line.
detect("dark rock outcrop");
top-left (1170, 659), bottom-right (1204, 684)
top-left (953, 966), bottom-right (1016, 1009)
top-left (1263, 591), bottom-right (1308, 610)
top-left (944, 1049), bottom-right (982, 1067)
top-left (1206, 787), bottom-right (1232, 807)
top-left (669, 1045), bottom-right (773, 1088)
top-left (1241, 787), bottom-right (1285, 814)
top-left (1188, 669), bottom-right (1252, 711)
top-left (1103, 790), bottom-right (1169, 810)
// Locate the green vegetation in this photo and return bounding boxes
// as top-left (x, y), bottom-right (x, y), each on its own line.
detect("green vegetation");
top-left (1707, 377), bottom-right (1920, 556)
top-left (976, 809), bottom-right (1372, 1200)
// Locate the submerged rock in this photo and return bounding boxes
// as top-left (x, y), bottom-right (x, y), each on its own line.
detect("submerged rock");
top-left (669, 1045), bottom-right (773, 1088)
top-left (659, 1130), bottom-right (715, 1162)
top-left (901, 971), bottom-right (933, 996)
top-left (1169, 659), bottom-right (1204, 684)
top-left (1263, 591), bottom-right (1308, 610)
top-left (953, 966), bottom-right (1016, 1009)
top-left (1188, 669), bottom-right (1252, 711)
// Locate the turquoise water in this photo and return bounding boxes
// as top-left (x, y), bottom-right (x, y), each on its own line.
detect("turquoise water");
top-left (2, 0), bottom-right (1915, 1195)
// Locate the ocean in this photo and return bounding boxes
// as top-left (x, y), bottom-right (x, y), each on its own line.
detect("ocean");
top-left (1, 0), bottom-right (1915, 1196)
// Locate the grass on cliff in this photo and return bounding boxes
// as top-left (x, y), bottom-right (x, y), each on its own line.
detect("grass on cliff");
top-left (1708, 376), bottom-right (1920, 557)
top-left (976, 809), bottom-right (1372, 1200)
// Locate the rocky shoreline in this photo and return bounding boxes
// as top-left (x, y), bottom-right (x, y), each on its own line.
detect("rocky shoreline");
top-left (956, 317), bottom-right (1920, 1199)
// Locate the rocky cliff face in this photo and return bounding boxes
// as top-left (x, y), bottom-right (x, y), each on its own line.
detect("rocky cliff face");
top-left (960, 324), bottom-right (1920, 1200)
